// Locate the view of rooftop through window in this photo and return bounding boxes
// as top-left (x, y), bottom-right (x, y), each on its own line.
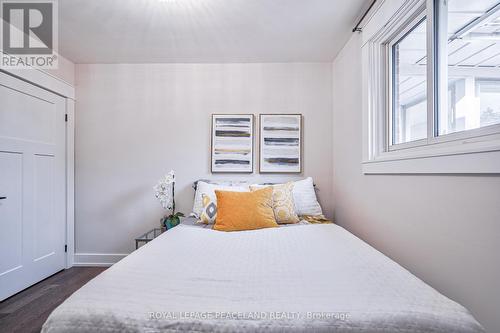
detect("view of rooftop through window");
top-left (392, 0), bottom-right (500, 145)
top-left (441, 0), bottom-right (500, 135)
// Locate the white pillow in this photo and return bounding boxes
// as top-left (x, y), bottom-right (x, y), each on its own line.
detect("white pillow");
top-left (292, 177), bottom-right (322, 216)
top-left (250, 177), bottom-right (323, 216)
top-left (192, 181), bottom-right (249, 217)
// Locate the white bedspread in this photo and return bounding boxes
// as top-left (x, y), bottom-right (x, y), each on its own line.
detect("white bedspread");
top-left (42, 224), bottom-right (484, 333)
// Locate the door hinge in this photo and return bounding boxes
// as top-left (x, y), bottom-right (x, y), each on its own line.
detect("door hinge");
top-left (64, 244), bottom-right (68, 253)
top-left (65, 114), bottom-right (68, 122)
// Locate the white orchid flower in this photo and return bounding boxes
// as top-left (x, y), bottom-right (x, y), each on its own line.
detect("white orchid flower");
top-left (154, 170), bottom-right (177, 211)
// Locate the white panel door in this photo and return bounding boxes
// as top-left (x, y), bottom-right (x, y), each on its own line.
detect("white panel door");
top-left (0, 72), bottom-right (66, 300)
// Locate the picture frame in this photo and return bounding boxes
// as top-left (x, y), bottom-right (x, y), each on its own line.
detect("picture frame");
top-left (211, 114), bottom-right (254, 173)
top-left (259, 114), bottom-right (302, 173)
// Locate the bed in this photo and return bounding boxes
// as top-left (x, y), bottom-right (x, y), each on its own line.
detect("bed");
top-left (42, 222), bottom-right (484, 333)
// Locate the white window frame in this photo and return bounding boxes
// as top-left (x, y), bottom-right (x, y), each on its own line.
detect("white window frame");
top-left (387, 12), bottom-right (428, 149)
top-left (361, 0), bottom-right (500, 174)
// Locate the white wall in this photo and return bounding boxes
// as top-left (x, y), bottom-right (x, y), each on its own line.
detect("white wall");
top-left (75, 63), bottom-right (333, 261)
top-left (45, 54), bottom-right (75, 86)
top-left (332, 33), bottom-right (500, 333)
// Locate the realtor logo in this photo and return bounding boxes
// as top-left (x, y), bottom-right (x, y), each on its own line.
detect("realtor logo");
top-left (1, 0), bottom-right (58, 69)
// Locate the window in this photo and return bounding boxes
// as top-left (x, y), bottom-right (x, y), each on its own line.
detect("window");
top-left (389, 0), bottom-right (500, 144)
top-left (391, 17), bottom-right (427, 145)
top-left (362, 0), bottom-right (500, 173)
top-left (438, 0), bottom-right (500, 136)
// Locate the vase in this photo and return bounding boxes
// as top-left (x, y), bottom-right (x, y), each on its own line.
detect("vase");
top-left (162, 215), bottom-right (180, 230)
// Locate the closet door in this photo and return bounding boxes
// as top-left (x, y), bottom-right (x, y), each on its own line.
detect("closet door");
top-left (0, 73), bottom-right (66, 300)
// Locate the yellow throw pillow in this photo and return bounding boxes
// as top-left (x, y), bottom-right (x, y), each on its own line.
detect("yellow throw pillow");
top-left (250, 182), bottom-right (300, 224)
top-left (199, 193), bottom-right (217, 224)
top-left (213, 187), bottom-right (278, 232)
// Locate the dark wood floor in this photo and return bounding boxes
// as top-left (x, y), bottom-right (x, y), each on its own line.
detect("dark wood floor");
top-left (0, 267), bottom-right (106, 333)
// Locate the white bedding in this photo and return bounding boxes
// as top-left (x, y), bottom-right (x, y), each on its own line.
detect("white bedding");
top-left (42, 224), bottom-right (484, 333)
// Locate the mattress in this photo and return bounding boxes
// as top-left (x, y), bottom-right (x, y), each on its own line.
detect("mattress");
top-left (42, 224), bottom-right (484, 333)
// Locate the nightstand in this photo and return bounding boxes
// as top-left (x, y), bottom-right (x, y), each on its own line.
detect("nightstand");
top-left (135, 227), bottom-right (166, 249)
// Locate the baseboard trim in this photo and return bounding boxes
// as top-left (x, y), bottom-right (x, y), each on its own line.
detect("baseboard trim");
top-left (73, 253), bottom-right (129, 267)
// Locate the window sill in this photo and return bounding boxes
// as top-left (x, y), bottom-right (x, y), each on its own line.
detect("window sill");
top-left (363, 137), bottom-right (500, 174)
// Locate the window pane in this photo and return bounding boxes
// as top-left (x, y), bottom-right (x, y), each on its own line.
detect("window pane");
top-left (479, 80), bottom-right (500, 126)
top-left (439, 0), bottom-right (500, 135)
top-left (392, 18), bottom-right (427, 145)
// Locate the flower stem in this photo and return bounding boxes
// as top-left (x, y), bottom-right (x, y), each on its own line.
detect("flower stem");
top-left (172, 178), bottom-right (176, 215)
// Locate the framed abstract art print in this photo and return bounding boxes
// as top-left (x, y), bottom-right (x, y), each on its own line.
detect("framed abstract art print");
top-left (259, 114), bottom-right (302, 173)
top-left (211, 114), bottom-right (254, 173)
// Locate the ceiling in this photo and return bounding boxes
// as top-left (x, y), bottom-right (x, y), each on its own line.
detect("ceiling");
top-left (58, 0), bottom-right (368, 64)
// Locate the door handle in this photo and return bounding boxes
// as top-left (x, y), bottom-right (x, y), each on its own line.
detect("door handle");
top-left (0, 197), bottom-right (6, 200)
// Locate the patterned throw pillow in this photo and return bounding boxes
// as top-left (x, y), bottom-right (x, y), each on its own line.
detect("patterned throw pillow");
top-left (192, 181), bottom-right (249, 217)
top-left (199, 194), bottom-right (217, 224)
top-left (250, 182), bottom-right (299, 224)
